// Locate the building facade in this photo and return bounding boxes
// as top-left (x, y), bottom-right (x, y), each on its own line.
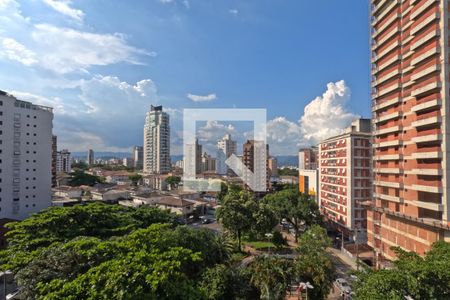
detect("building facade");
top-left (216, 134), bottom-right (237, 175)
top-left (268, 156), bottom-right (278, 177)
top-left (369, 0), bottom-right (450, 265)
top-left (242, 140), bottom-right (270, 191)
top-left (52, 135), bottom-right (57, 187)
top-left (0, 91), bottom-right (53, 220)
top-left (319, 119), bottom-right (372, 242)
top-left (56, 149), bottom-right (71, 173)
top-left (201, 152), bottom-right (217, 173)
top-left (132, 146), bottom-right (143, 169)
top-left (143, 105), bottom-right (171, 174)
top-left (299, 169), bottom-right (319, 201)
top-left (87, 149), bottom-right (94, 166)
top-left (298, 147), bottom-right (318, 170)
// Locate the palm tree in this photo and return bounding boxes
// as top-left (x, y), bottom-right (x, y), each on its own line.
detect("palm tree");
top-left (249, 256), bottom-right (292, 300)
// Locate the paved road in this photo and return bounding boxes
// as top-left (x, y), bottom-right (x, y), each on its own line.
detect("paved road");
top-left (327, 248), bottom-right (356, 300)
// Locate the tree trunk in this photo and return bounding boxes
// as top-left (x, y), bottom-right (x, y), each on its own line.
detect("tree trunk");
top-left (238, 230), bottom-right (242, 252)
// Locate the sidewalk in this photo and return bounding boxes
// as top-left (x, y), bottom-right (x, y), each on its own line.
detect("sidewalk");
top-left (327, 247), bottom-right (357, 270)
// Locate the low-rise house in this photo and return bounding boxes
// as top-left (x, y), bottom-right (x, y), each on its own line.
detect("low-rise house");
top-left (154, 196), bottom-right (195, 217)
top-left (53, 186), bottom-right (83, 199)
top-left (103, 171), bottom-right (132, 185)
top-left (91, 189), bottom-right (130, 202)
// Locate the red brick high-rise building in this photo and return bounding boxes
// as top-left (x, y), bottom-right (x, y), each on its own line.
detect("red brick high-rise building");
top-left (370, 0), bottom-right (450, 266)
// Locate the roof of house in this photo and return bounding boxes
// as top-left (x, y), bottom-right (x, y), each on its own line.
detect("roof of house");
top-left (155, 196), bottom-right (194, 207)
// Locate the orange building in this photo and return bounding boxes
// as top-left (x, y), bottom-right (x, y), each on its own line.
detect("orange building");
top-left (370, 0), bottom-right (450, 267)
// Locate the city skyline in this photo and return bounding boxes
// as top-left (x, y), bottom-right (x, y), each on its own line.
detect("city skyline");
top-left (0, 0), bottom-right (371, 155)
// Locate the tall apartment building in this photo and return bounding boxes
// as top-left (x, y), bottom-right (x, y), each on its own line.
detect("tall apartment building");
top-left (132, 146), bottom-right (143, 169)
top-left (243, 140), bottom-right (270, 191)
top-left (369, 0), bottom-right (450, 265)
top-left (268, 156), bottom-right (278, 177)
top-left (0, 91), bottom-right (53, 220)
top-left (298, 147), bottom-right (318, 170)
top-left (87, 149), bottom-right (94, 166)
top-left (216, 134), bottom-right (237, 175)
top-left (143, 105), bottom-right (171, 174)
top-left (56, 149), bottom-right (71, 173)
top-left (319, 119), bottom-right (372, 241)
top-left (201, 152), bottom-right (217, 173)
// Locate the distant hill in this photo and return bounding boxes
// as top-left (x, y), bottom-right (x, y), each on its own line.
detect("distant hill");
top-left (275, 155), bottom-right (298, 168)
top-left (71, 152), bottom-right (297, 167)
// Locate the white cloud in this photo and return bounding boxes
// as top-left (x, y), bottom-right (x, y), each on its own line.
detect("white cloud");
top-left (229, 9), bottom-right (239, 15)
top-left (300, 80), bottom-right (357, 143)
top-left (0, 38), bottom-right (37, 65)
top-left (186, 93), bottom-right (217, 102)
top-left (31, 24), bottom-right (154, 74)
top-left (42, 0), bottom-right (84, 22)
top-left (8, 90), bottom-right (67, 115)
top-left (266, 80), bottom-right (358, 155)
top-left (197, 121), bottom-right (236, 144)
top-left (266, 117), bottom-right (302, 155)
top-left (0, 1), bottom-right (153, 74)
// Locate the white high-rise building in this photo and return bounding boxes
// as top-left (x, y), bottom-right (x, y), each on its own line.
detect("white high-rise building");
top-left (216, 134), bottom-right (237, 175)
top-left (132, 146), bottom-right (143, 169)
top-left (0, 91), bottom-right (53, 220)
top-left (143, 105), bottom-right (171, 174)
top-left (56, 149), bottom-right (71, 173)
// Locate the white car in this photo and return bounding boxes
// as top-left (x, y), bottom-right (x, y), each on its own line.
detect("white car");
top-left (334, 278), bottom-right (352, 295)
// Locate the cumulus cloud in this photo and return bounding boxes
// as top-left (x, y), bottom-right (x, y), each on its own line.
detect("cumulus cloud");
top-left (266, 80), bottom-right (358, 155)
top-left (229, 9), bottom-right (239, 15)
top-left (197, 121), bottom-right (236, 143)
top-left (299, 80), bottom-right (357, 143)
top-left (0, 1), bottom-right (153, 74)
top-left (9, 76), bottom-right (162, 152)
top-left (0, 38), bottom-right (37, 65)
top-left (186, 93), bottom-right (217, 102)
top-left (266, 117), bottom-right (302, 155)
top-left (42, 0), bottom-right (84, 22)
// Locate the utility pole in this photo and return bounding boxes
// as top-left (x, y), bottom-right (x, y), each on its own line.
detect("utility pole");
top-left (355, 226), bottom-right (360, 271)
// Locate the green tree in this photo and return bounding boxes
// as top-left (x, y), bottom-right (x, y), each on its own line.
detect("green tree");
top-left (165, 175), bottom-right (181, 189)
top-left (5, 222), bottom-right (235, 299)
top-left (263, 188), bottom-right (322, 242)
top-left (71, 161), bottom-right (88, 170)
top-left (68, 170), bottom-right (103, 186)
top-left (199, 264), bottom-right (239, 300)
top-left (353, 241), bottom-right (450, 300)
top-left (129, 173), bottom-right (143, 186)
top-left (0, 203), bottom-right (176, 272)
top-left (251, 202), bottom-right (278, 239)
top-left (216, 191), bottom-right (254, 251)
top-left (248, 256), bottom-right (292, 300)
top-left (293, 225), bottom-right (335, 300)
top-left (217, 182), bottom-right (228, 203)
top-left (271, 231), bottom-right (287, 249)
top-left (277, 168), bottom-right (299, 177)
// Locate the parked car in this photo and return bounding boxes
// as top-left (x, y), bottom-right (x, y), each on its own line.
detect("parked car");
top-left (201, 218), bottom-right (212, 224)
top-left (334, 278), bottom-right (352, 295)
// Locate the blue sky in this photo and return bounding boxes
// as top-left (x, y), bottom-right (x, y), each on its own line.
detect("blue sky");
top-left (0, 0), bottom-right (370, 155)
